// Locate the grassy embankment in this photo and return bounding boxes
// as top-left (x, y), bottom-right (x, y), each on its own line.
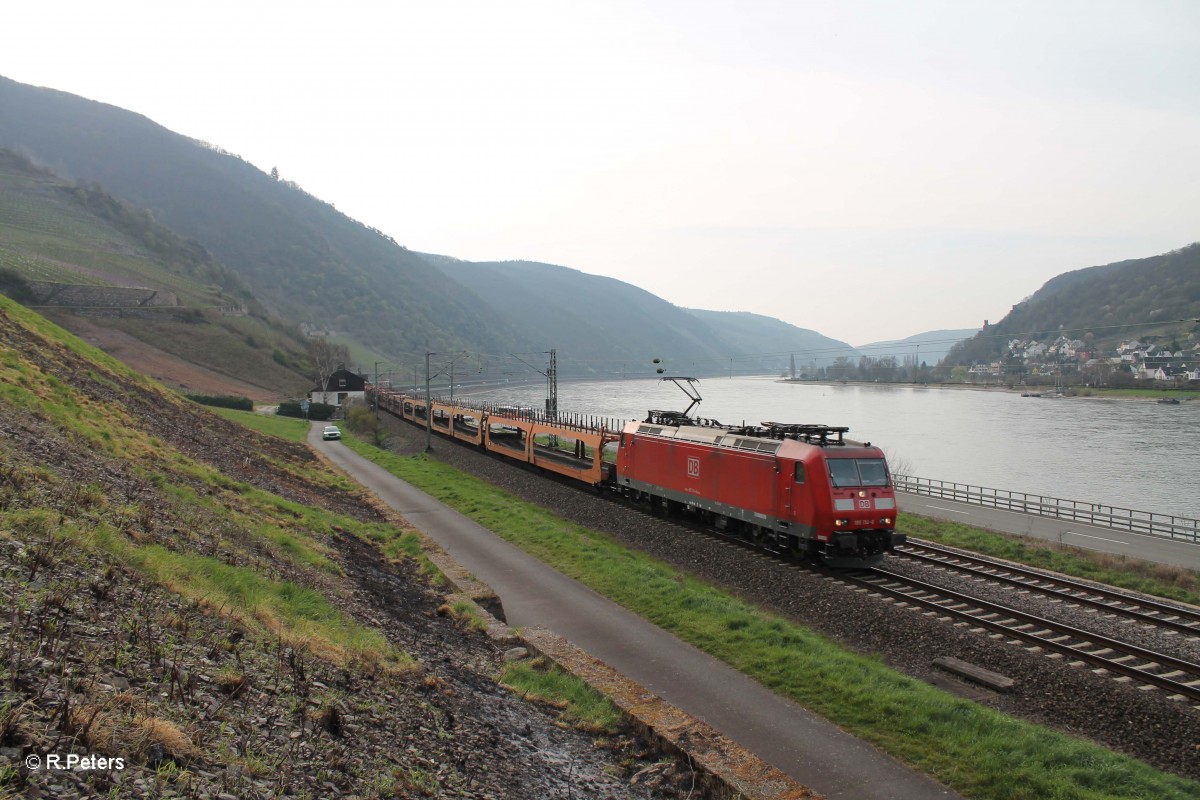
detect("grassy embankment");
top-left (207, 405), bottom-right (312, 442)
top-left (325, 430), bottom-right (1198, 800)
top-left (201, 410), bottom-right (446, 577)
top-left (212, 408), bottom-right (626, 731)
top-left (0, 299), bottom-right (411, 671)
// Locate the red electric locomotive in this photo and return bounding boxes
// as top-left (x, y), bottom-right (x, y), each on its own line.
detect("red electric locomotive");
top-left (614, 411), bottom-right (904, 567)
top-left (371, 379), bottom-right (903, 568)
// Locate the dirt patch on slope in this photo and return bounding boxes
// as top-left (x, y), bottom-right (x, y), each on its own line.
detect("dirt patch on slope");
top-left (41, 310), bottom-right (289, 402)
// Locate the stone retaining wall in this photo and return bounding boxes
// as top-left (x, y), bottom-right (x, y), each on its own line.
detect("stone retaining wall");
top-left (27, 281), bottom-right (179, 308)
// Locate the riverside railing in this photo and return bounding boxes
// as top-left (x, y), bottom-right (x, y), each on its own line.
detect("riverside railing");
top-left (894, 474), bottom-right (1200, 544)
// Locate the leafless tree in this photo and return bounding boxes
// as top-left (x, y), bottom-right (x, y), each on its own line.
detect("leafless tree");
top-left (307, 336), bottom-right (349, 400)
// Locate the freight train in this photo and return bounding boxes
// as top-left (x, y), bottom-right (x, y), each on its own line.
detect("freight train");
top-left (370, 384), bottom-right (904, 568)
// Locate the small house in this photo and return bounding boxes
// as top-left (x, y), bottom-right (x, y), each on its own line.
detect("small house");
top-left (309, 367), bottom-right (368, 407)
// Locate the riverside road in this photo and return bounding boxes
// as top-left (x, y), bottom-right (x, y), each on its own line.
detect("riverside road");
top-left (310, 426), bottom-right (961, 800)
top-left (899, 492), bottom-right (1200, 570)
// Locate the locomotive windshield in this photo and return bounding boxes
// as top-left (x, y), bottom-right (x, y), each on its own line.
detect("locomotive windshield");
top-left (827, 458), bottom-right (891, 488)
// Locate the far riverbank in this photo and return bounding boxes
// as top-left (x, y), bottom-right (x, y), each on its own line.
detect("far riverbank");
top-left (776, 378), bottom-right (1199, 402)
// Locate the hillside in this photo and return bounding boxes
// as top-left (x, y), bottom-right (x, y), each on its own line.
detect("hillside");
top-left (428, 256), bottom-right (726, 376)
top-left (0, 295), bottom-right (691, 798)
top-left (1, 75), bottom-right (868, 382)
top-left (428, 256), bottom-right (859, 377)
top-left (684, 309), bottom-right (861, 371)
top-left (946, 244), bottom-right (1200, 366)
top-left (0, 148), bottom-right (315, 399)
top-left (0, 75), bottom-right (524, 362)
top-left (856, 328), bottom-right (979, 367)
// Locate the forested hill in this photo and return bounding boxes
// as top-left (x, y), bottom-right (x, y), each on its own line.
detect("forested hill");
top-left (683, 309), bottom-right (862, 371)
top-left (0, 75), bottom-right (522, 359)
top-left (425, 257), bottom-right (860, 376)
top-left (946, 243), bottom-right (1200, 366)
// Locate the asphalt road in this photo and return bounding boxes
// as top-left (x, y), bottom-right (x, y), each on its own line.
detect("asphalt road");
top-left (899, 491), bottom-right (1200, 570)
top-left (311, 427), bottom-right (961, 800)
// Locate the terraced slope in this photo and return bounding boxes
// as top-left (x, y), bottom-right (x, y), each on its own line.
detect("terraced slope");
top-left (0, 149), bottom-right (312, 397)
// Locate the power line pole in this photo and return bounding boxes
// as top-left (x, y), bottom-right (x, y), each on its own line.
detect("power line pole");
top-left (425, 351), bottom-right (434, 453)
top-left (546, 348), bottom-right (557, 418)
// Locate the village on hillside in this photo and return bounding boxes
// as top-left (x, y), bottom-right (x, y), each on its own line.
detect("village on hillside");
top-left (967, 336), bottom-right (1200, 387)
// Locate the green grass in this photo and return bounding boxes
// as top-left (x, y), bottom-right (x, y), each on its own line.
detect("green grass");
top-left (342, 433), bottom-right (1199, 800)
top-left (207, 405), bottom-right (311, 442)
top-left (440, 599), bottom-right (489, 632)
top-left (94, 526), bottom-right (408, 671)
top-left (194, 405), bottom-right (448, 584)
top-left (363, 528), bottom-right (444, 584)
top-left (257, 522), bottom-right (341, 574)
top-left (501, 659), bottom-right (623, 734)
top-left (0, 158), bottom-right (314, 396)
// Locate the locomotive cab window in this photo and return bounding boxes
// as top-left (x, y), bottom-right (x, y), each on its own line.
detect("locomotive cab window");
top-left (856, 459), bottom-right (890, 487)
top-left (828, 458), bottom-right (891, 488)
top-left (827, 459), bottom-right (859, 488)
top-left (793, 462), bottom-right (806, 484)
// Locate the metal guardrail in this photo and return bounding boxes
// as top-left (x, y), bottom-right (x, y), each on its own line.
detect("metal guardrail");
top-left (894, 474), bottom-right (1200, 544)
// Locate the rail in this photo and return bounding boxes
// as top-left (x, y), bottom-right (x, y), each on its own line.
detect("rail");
top-left (895, 474), bottom-right (1200, 543)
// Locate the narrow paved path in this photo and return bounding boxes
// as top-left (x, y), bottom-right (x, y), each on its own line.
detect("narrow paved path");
top-left (312, 427), bottom-right (961, 800)
top-left (900, 491), bottom-right (1200, 569)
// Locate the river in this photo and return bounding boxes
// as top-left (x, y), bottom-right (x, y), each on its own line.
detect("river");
top-left (453, 377), bottom-right (1200, 520)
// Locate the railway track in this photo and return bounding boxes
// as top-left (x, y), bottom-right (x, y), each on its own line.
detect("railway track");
top-left (382, 407), bottom-right (1200, 705)
top-left (502, 461), bottom-right (1200, 703)
top-left (842, 566), bottom-right (1200, 704)
top-left (630, 507), bottom-right (1200, 702)
top-left (656, 515), bottom-right (1200, 702)
top-left (895, 540), bottom-right (1200, 638)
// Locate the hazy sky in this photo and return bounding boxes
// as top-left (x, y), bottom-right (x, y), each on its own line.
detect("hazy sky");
top-left (6, 1), bottom-right (1199, 344)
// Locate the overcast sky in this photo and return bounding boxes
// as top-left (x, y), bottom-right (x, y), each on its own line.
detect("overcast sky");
top-left (6, 1), bottom-right (1199, 344)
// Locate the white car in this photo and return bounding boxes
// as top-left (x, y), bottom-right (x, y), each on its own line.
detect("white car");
top-left (322, 425), bottom-right (341, 440)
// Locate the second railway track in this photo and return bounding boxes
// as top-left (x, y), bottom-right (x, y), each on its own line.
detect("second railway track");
top-left (844, 565), bottom-right (1200, 704)
top-left (895, 540), bottom-right (1200, 637)
top-left (629, 508), bottom-right (1200, 703)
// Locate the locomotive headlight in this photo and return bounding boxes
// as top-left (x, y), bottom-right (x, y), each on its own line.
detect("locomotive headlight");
top-left (880, 517), bottom-right (893, 526)
top-left (834, 519), bottom-right (849, 527)
top-left (858, 490), bottom-right (866, 498)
